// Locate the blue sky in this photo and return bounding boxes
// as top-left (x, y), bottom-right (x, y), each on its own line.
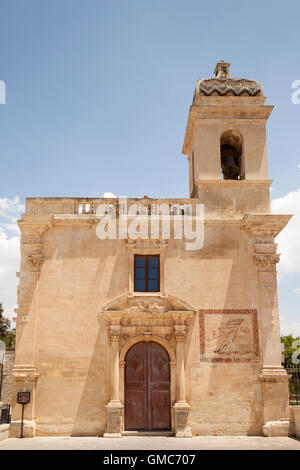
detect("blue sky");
top-left (0, 0), bottom-right (299, 333)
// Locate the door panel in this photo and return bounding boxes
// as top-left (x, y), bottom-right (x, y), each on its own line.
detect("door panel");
top-left (150, 344), bottom-right (170, 381)
top-left (125, 341), bottom-right (171, 431)
top-left (125, 342), bottom-right (147, 430)
top-left (126, 390), bottom-right (146, 430)
top-left (150, 389), bottom-right (171, 430)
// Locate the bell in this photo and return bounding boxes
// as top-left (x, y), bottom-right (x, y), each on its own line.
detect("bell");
top-left (222, 153), bottom-right (240, 180)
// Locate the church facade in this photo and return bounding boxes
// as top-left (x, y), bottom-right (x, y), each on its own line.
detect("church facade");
top-left (10, 62), bottom-right (292, 437)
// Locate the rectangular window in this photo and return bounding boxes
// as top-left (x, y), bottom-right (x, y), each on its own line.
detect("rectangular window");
top-left (134, 255), bottom-right (160, 292)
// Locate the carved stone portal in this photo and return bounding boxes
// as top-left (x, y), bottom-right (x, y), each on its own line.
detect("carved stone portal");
top-left (101, 295), bottom-right (195, 437)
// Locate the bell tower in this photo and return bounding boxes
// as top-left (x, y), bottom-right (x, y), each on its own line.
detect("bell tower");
top-left (182, 61), bottom-right (273, 217)
top-left (182, 62), bottom-right (293, 437)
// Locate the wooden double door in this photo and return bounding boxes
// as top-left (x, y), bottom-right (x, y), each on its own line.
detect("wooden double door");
top-left (125, 341), bottom-right (171, 431)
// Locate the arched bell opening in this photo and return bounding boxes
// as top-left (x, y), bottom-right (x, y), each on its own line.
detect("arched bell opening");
top-left (220, 130), bottom-right (244, 180)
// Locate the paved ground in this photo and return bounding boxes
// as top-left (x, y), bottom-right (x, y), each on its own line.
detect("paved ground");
top-left (0, 436), bottom-right (300, 450)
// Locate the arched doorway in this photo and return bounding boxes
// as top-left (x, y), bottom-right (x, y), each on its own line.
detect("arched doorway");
top-left (125, 341), bottom-right (171, 431)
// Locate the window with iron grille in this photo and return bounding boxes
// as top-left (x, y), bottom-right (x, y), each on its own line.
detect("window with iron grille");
top-left (134, 255), bottom-right (160, 292)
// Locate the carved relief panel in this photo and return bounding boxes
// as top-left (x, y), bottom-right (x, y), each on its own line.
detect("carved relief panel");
top-left (199, 309), bottom-right (259, 363)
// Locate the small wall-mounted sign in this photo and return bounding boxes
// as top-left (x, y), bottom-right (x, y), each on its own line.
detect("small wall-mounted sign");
top-left (17, 391), bottom-right (31, 438)
top-left (17, 391), bottom-right (31, 405)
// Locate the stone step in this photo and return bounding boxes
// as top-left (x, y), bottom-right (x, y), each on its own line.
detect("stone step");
top-left (122, 431), bottom-right (174, 437)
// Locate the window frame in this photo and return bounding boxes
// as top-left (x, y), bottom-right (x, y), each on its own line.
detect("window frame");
top-left (134, 254), bottom-right (160, 293)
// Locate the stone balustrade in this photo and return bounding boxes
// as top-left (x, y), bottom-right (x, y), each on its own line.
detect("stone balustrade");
top-left (25, 197), bottom-right (200, 217)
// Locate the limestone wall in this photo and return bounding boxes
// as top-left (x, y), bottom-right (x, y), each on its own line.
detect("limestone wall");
top-left (10, 194), bottom-right (290, 437)
top-left (13, 217), bottom-right (267, 435)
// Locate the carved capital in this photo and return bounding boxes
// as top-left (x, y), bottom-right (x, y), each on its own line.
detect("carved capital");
top-left (109, 334), bottom-right (121, 342)
top-left (108, 324), bottom-right (122, 342)
top-left (109, 331), bottom-right (121, 342)
top-left (255, 254), bottom-right (280, 272)
top-left (171, 311), bottom-right (194, 326)
top-left (27, 252), bottom-right (44, 272)
top-left (174, 332), bottom-right (186, 344)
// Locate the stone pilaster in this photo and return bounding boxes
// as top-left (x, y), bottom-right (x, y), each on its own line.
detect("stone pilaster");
top-left (172, 313), bottom-right (192, 437)
top-left (243, 214), bottom-right (292, 436)
top-left (104, 316), bottom-right (123, 438)
top-left (10, 218), bottom-right (51, 438)
top-left (15, 219), bottom-right (51, 353)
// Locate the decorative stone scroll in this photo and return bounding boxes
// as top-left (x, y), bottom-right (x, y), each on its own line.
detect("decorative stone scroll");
top-left (199, 309), bottom-right (259, 363)
top-left (102, 294), bottom-right (194, 315)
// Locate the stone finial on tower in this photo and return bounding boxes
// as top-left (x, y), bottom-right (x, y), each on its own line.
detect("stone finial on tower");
top-left (214, 61), bottom-right (231, 79)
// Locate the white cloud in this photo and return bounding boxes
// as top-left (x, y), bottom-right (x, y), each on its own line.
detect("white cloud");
top-left (103, 192), bottom-right (117, 198)
top-left (271, 188), bottom-right (300, 274)
top-left (280, 313), bottom-right (300, 337)
top-left (0, 221), bottom-right (20, 234)
top-left (0, 197), bottom-right (23, 321)
top-left (271, 190), bottom-right (300, 337)
top-left (0, 196), bottom-right (24, 218)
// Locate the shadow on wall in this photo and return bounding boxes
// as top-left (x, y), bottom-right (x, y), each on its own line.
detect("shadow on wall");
top-left (71, 331), bottom-right (107, 436)
top-left (190, 224), bottom-right (263, 435)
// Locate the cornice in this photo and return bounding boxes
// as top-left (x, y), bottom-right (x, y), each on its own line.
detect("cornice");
top-left (53, 214), bottom-right (99, 225)
top-left (242, 213), bottom-right (292, 239)
top-left (18, 216), bottom-right (53, 235)
top-left (195, 179), bottom-right (273, 186)
top-left (183, 104), bottom-right (273, 155)
top-left (12, 365), bottom-right (40, 382)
